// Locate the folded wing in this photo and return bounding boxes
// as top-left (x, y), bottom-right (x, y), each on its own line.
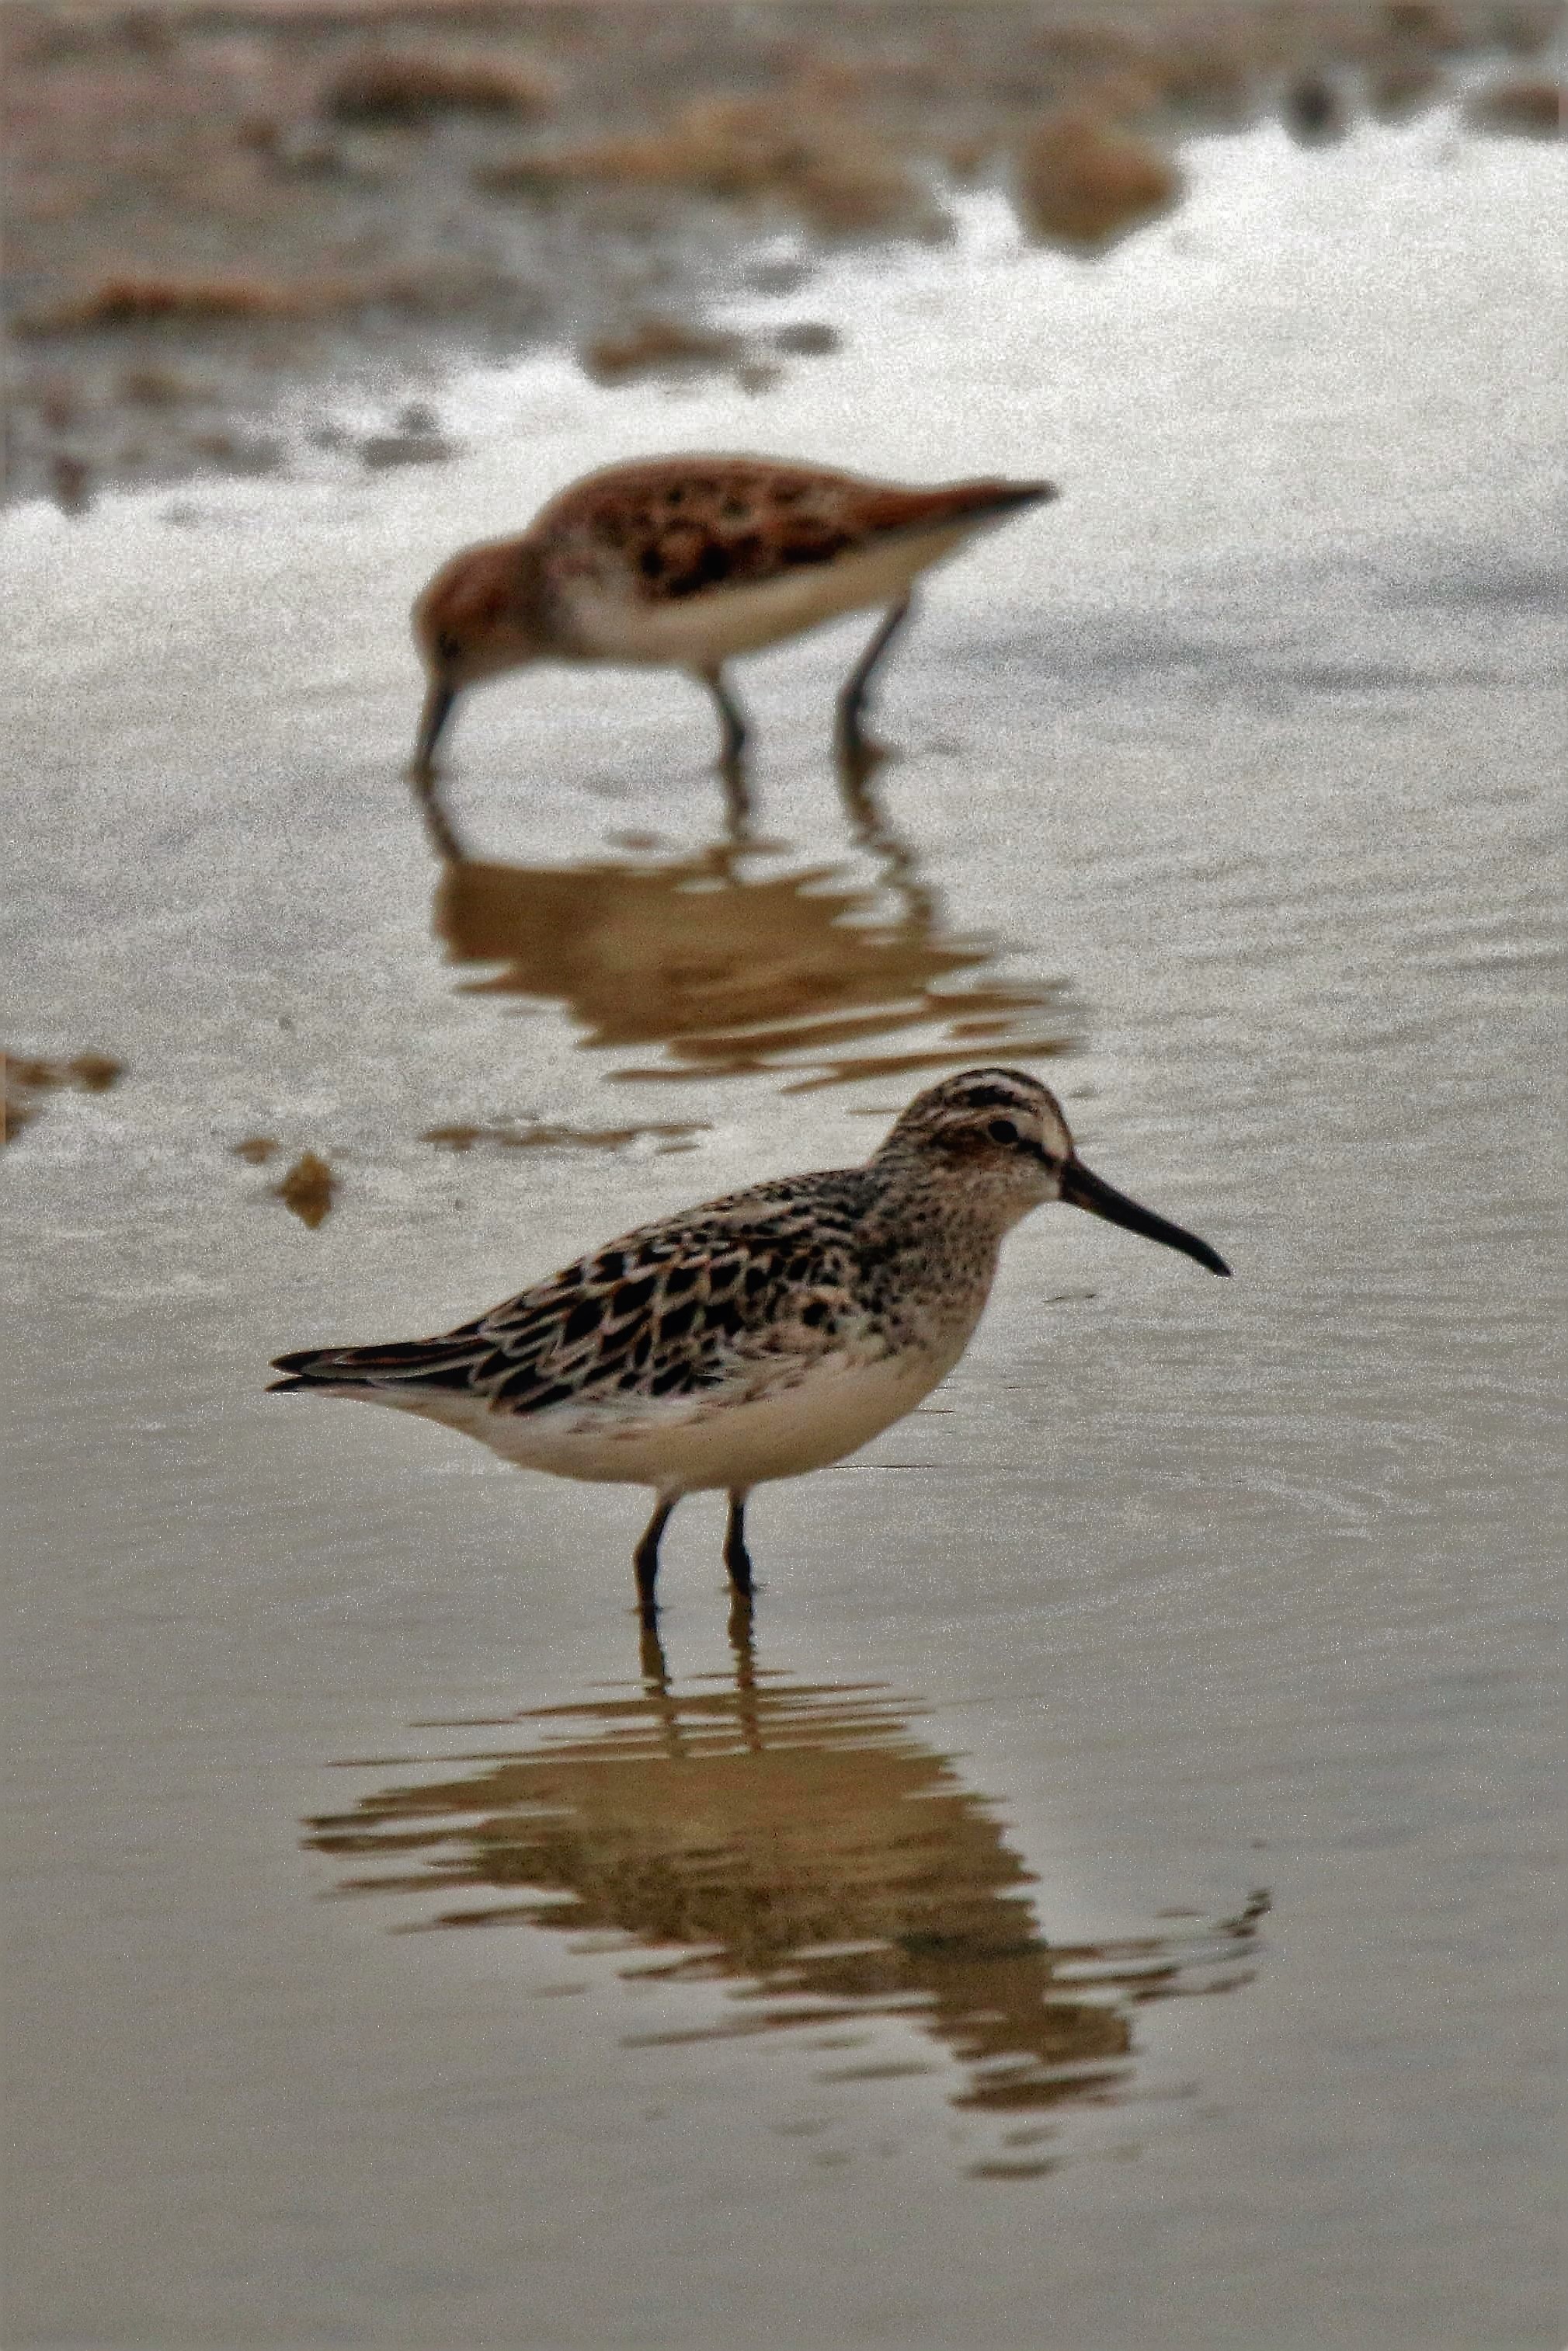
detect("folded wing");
top-left (269, 1179), bottom-right (871, 1420)
top-left (545, 457), bottom-right (1055, 604)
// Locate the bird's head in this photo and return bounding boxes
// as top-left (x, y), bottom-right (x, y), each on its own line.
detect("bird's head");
top-left (409, 537), bottom-right (548, 774)
top-left (875, 1067), bottom-right (1229, 1274)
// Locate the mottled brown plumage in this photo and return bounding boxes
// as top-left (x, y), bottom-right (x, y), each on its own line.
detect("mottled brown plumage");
top-left (537, 457), bottom-right (1036, 603)
top-left (270, 1070), bottom-right (1227, 1626)
top-left (410, 454), bottom-right (1058, 782)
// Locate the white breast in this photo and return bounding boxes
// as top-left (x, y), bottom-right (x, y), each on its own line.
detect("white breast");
top-left (359, 1337), bottom-right (965, 1494)
top-left (563, 526), bottom-right (972, 669)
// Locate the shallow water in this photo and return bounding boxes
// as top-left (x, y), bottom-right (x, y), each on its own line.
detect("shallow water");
top-left (4, 109), bottom-right (1564, 2350)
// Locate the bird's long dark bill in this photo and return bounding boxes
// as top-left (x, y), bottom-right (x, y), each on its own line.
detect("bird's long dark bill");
top-left (1060, 1158), bottom-right (1231, 1277)
top-left (412, 680), bottom-right (456, 777)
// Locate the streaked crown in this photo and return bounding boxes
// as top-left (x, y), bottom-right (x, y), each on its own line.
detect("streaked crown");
top-left (873, 1068), bottom-right (1074, 1182)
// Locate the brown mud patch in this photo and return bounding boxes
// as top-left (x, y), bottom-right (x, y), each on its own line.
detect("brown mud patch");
top-left (17, 275), bottom-right (328, 332)
top-left (273, 1147), bottom-right (337, 1227)
top-left (1462, 71), bottom-right (1563, 130)
top-left (1017, 106), bottom-right (1183, 249)
top-left (2, 1049), bottom-right (124, 1142)
top-left (579, 315), bottom-right (753, 388)
top-left (5, 0), bottom-right (1553, 509)
top-left (577, 314), bottom-right (838, 391)
top-left (322, 49), bottom-right (555, 124)
top-left (356, 400), bottom-right (459, 465)
top-left (480, 93), bottom-right (935, 235)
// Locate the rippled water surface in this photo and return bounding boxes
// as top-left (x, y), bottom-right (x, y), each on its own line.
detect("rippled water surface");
top-left (4, 111), bottom-right (1563, 2349)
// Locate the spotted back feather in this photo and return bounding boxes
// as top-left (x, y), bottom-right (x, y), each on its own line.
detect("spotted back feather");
top-left (269, 1172), bottom-right (896, 1417)
top-left (537, 457), bottom-right (1055, 607)
top-left (268, 1070), bottom-right (1087, 1422)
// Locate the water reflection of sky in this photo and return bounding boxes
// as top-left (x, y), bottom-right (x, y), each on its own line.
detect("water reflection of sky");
top-left (308, 1626), bottom-right (1266, 2178)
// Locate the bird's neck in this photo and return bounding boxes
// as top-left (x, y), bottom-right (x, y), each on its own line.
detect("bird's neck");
top-left (857, 1155), bottom-right (1017, 1348)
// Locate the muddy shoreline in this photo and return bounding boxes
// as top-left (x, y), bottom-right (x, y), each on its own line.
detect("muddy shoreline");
top-left (5, 0), bottom-right (1558, 509)
top-left (5, 99), bottom-right (1563, 2346)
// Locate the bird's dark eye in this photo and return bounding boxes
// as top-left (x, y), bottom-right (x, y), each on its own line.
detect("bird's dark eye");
top-left (987, 1118), bottom-right (1020, 1146)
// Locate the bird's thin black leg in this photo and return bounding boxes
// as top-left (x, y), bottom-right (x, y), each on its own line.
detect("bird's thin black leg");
top-left (723, 1490), bottom-right (754, 1600)
top-left (638, 1621), bottom-right (672, 1692)
top-left (726, 1584), bottom-right (755, 1663)
top-left (719, 747), bottom-right (753, 845)
top-left (698, 666), bottom-right (749, 767)
top-left (414, 781), bottom-right (466, 864)
top-left (634, 1494), bottom-right (678, 1627)
top-left (836, 594), bottom-right (915, 751)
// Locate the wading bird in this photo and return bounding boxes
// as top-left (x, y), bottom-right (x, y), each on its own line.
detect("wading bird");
top-left (271, 1069), bottom-right (1228, 1626)
top-left (410, 455), bottom-right (1056, 792)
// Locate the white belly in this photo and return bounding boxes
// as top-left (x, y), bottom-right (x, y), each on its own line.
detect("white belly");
top-left (360, 1341), bottom-right (960, 1494)
top-left (565, 525), bottom-right (971, 669)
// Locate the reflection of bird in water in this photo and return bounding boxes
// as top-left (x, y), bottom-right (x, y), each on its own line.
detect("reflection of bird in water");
top-left (428, 759), bottom-right (1077, 1094)
top-left (304, 1612), bottom-right (1267, 2156)
top-left (409, 454), bottom-right (1058, 808)
top-left (269, 1070), bottom-right (1228, 1624)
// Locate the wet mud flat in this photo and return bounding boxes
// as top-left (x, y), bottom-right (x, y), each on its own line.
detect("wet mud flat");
top-left (5, 0), bottom-right (1561, 506)
top-left (3, 90), bottom-right (1565, 2351)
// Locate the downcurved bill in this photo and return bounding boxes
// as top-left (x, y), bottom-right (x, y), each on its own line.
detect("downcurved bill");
top-left (1060, 1158), bottom-right (1230, 1277)
top-left (412, 680), bottom-right (457, 778)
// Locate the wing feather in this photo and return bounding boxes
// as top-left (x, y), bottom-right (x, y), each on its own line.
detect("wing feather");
top-left (269, 1172), bottom-right (875, 1415)
top-left (544, 458), bottom-right (1053, 605)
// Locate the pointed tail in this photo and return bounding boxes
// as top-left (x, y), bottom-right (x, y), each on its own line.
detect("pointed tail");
top-left (269, 1336), bottom-right (490, 1396)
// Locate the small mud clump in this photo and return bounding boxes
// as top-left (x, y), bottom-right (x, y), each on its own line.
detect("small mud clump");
top-left (231, 1135), bottom-right (280, 1165)
top-left (579, 314), bottom-right (840, 389)
top-left (273, 1150), bottom-right (336, 1228)
top-left (2, 1049), bottom-right (124, 1142)
top-left (65, 1050), bottom-right (123, 1090)
top-left (323, 51), bottom-right (556, 127)
top-left (770, 320), bottom-right (840, 356)
top-left (1283, 72), bottom-right (1348, 141)
top-left (579, 317), bottom-right (742, 386)
top-left (17, 275), bottom-right (322, 334)
top-left (1016, 108), bottom-right (1182, 249)
top-left (1462, 75), bottom-right (1562, 134)
top-left (481, 96), bottom-right (933, 235)
top-left (359, 401), bottom-right (457, 468)
top-left (1368, 57), bottom-right (1444, 117)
